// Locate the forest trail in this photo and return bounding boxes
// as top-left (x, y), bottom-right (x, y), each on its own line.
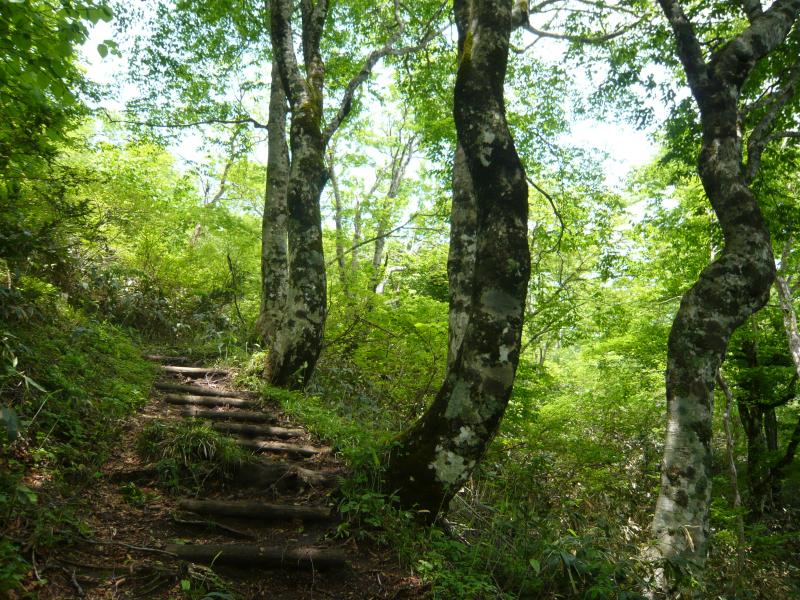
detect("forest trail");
top-left (39, 357), bottom-right (424, 599)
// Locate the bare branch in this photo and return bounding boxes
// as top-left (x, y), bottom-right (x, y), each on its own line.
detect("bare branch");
top-left (101, 109), bottom-right (266, 130)
top-left (740, 0), bottom-right (763, 22)
top-left (518, 17), bottom-right (643, 46)
top-left (745, 51), bottom-right (800, 181)
top-left (527, 177), bottom-right (566, 251)
top-left (322, 1), bottom-right (447, 144)
top-left (327, 214), bottom-right (418, 266)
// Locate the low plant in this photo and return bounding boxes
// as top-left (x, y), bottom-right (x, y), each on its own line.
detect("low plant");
top-left (137, 420), bottom-right (253, 490)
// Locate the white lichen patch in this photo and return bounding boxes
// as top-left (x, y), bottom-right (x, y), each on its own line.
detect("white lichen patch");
top-left (429, 446), bottom-right (468, 485)
top-left (444, 378), bottom-right (479, 422)
top-left (455, 426), bottom-right (479, 447)
top-left (498, 345), bottom-right (511, 362)
top-left (478, 128), bottom-right (496, 166)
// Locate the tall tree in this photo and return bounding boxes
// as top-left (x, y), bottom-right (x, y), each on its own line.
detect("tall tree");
top-left (265, 0), bottom-right (443, 387)
top-left (650, 0), bottom-right (800, 582)
top-left (255, 57), bottom-right (289, 350)
top-left (383, 0), bottom-right (530, 517)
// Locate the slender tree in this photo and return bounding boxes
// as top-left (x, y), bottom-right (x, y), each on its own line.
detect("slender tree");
top-left (383, 0), bottom-right (531, 517)
top-left (650, 0), bottom-right (800, 582)
top-left (255, 56), bottom-right (289, 348)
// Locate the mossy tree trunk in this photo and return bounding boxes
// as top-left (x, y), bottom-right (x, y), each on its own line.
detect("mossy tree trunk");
top-left (651, 0), bottom-right (799, 581)
top-left (256, 55), bottom-right (290, 349)
top-left (446, 144), bottom-right (476, 371)
top-left (383, 0), bottom-right (530, 518)
top-left (267, 0), bottom-right (330, 387)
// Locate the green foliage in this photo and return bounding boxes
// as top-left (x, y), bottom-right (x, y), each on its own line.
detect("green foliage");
top-left (0, 291), bottom-right (153, 593)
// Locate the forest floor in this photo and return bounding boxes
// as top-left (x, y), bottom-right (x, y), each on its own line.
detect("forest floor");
top-left (34, 357), bottom-right (427, 599)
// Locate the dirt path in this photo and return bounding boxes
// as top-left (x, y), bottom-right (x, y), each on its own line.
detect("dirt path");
top-left (37, 357), bottom-right (425, 599)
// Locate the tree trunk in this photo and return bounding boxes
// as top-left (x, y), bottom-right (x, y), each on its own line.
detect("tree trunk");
top-left (328, 150), bottom-right (349, 293)
top-left (446, 144), bottom-right (477, 371)
top-left (652, 96), bottom-right (775, 570)
top-left (650, 1), bottom-right (799, 576)
top-left (267, 0), bottom-right (329, 388)
top-left (257, 55), bottom-right (290, 348)
top-left (383, 0), bottom-right (530, 518)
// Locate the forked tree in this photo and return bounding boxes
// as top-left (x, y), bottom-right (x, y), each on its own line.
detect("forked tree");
top-left (649, 0), bottom-right (800, 586)
top-left (263, 0), bottom-right (442, 387)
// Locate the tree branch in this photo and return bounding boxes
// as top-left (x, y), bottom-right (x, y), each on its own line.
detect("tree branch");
top-left (746, 54), bottom-right (800, 182)
top-left (657, 0), bottom-right (710, 100)
top-left (321, 1), bottom-right (447, 144)
top-left (102, 109), bottom-right (267, 130)
top-left (326, 214), bottom-right (418, 266)
top-left (270, 0), bottom-right (307, 108)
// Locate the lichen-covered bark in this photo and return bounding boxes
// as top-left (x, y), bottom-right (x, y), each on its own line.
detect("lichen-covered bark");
top-left (446, 144), bottom-right (477, 370)
top-left (776, 271), bottom-right (800, 377)
top-left (268, 0), bottom-right (329, 387)
top-left (651, 0), bottom-right (799, 577)
top-left (383, 0), bottom-right (530, 518)
top-left (256, 55), bottom-right (289, 349)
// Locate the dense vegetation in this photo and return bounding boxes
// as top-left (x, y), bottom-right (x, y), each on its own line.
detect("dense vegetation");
top-left (1, 0), bottom-right (799, 598)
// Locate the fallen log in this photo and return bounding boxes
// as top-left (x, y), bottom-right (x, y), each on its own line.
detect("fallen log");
top-left (162, 366), bottom-right (230, 377)
top-left (236, 439), bottom-right (329, 458)
top-left (165, 543), bottom-right (346, 570)
top-left (180, 407), bottom-right (276, 423)
top-left (177, 498), bottom-right (333, 522)
top-left (212, 422), bottom-right (303, 439)
top-left (155, 382), bottom-right (255, 398)
top-left (164, 394), bottom-right (258, 410)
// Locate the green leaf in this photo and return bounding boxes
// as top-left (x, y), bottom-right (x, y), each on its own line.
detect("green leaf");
top-left (97, 43), bottom-right (108, 58)
top-left (529, 558), bottom-right (541, 575)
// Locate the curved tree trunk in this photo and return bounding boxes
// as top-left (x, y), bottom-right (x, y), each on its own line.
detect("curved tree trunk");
top-left (651, 0), bottom-right (800, 579)
top-left (383, 0), bottom-right (530, 518)
top-left (257, 55), bottom-right (290, 349)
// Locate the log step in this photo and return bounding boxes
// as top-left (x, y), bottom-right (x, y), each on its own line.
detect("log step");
top-left (180, 407), bottom-right (276, 423)
top-left (163, 365), bottom-right (230, 377)
top-left (155, 382), bottom-right (254, 398)
top-left (234, 461), bottom-right (336, 489)
top-left (236, 439), bottom-right (328, 458)
top-left (213, 422), bottom-right (303, 439)
top-left (166, 543), bottom-right (345, 570)
top-left (165, 394), bottom-right (258, 410)
top-left (178, 498), bottom-right (333, 522)
top-left (145, 354), bottom-right (191, 364)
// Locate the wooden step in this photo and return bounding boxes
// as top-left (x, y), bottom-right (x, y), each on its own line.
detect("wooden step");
top-left (178, 498), bottom-right (333, 522)
top-left (166, 543), bottom-right (345, 570)
top-left (165, 394), bottom-right (258, 410)
top-left (162, 365), bottom-right (230, 377)
top-left (236, 439), bottom-right (329, 458)
top-left (155, 382), bottom-right (254, 398)
top-left (180, 407), bottom-right (276, 423)
top-left (145, 354), bottom-right (191, 364)
top-left (212, 422), bottom-right (303, 439)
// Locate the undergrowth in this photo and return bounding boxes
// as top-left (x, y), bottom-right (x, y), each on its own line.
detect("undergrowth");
top-left (0, 292), bottom-right (154, 594)
top-left (136, 420), bottom-right (254, 491)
